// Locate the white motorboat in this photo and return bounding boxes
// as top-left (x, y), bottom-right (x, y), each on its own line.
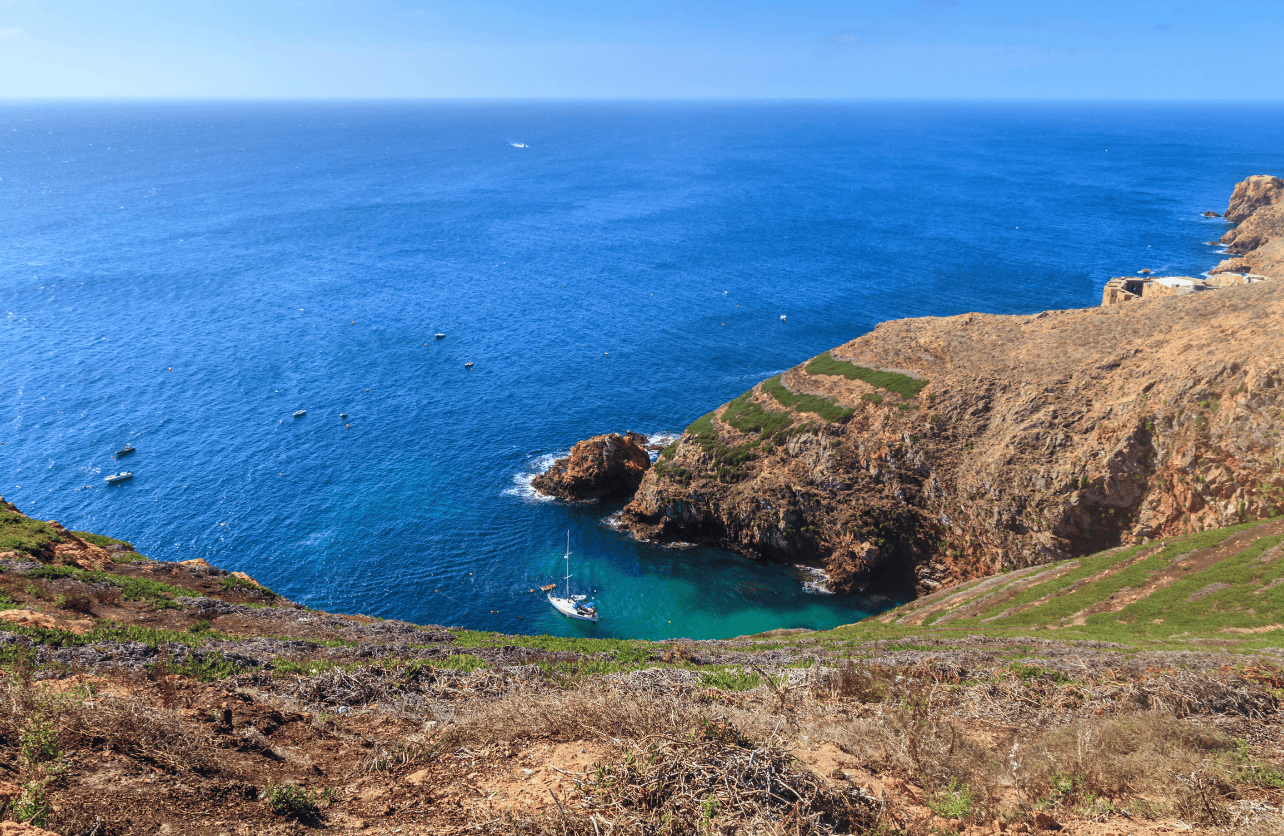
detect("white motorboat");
top-left (547, 533), bottom-right (598, 622)
top-left (104, 471), bottom-right (133, 483)
top-left (293, 410), bottom-right (306, 417)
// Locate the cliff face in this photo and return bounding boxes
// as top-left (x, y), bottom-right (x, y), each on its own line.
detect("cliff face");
top-left (620, 280), bottom-right (1284, 595)
top-left (1214, 174), bottom-right (1284, 278)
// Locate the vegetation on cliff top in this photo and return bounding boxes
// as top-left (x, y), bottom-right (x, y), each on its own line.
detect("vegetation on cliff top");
top-left (0, 503), bottom-right (64, 557)
top-left (804, 351), bottom-right (929, 399)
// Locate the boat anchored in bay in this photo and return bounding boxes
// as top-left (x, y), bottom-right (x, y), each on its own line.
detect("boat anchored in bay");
top-left (547, 533), bottom-right (598, 622)
top-left (105, 471), bottom-right (133, 483)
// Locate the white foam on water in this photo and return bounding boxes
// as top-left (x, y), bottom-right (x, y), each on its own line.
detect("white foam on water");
top-left (641, 431), bottom-right (680, 461)
top-left (796, 564), bottom-right (834, 595)
top-left (503, 452), bottom-right (563, 502)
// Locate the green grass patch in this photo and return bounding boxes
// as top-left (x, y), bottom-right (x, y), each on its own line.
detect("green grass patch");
top-left (25, 564), bottom-right (197, 609)
top-left (760, 375), bottom-right (854, 423)
top-left (155, 651), bottom-right (243, 682)
top-left (1098, 533), bottom-right (1284, 639)
top-left (0, 506), bottom-right (63, 557)
top-left (429, 653), bottom-right (489, 673)
top-left (0, 620), bottom-right (232, 649)
top-left (804, 352), bottom-right (928, 399)
top-left (721, 390), bottom-right (793, 438)
top-left (993, 520), bottom-right (1271, 630)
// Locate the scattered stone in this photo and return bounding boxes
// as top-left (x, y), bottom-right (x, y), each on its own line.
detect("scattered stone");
top-left (1032, 811), bottom-right (1063, 831)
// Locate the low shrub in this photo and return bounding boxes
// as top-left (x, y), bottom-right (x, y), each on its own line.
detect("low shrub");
top-left (262, 783), bottom-right (334, 819)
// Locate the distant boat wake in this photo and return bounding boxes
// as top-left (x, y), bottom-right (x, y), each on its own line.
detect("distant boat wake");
top-left (509, 142), bottom-right (529, 148)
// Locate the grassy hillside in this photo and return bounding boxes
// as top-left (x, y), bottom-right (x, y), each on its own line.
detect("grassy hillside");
top-left (814, 515), bottom-right (1284, 654)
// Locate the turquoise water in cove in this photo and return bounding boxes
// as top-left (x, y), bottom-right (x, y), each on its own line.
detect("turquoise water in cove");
top-left (3, 101), bottom-right (1283, 640)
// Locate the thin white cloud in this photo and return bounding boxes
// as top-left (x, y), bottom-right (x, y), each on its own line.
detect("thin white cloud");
top-left (0, 27), bottom-right (24, 40)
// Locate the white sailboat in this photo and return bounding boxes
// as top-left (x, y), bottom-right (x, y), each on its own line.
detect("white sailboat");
top-left (547, 532), bottom-right (599, 622)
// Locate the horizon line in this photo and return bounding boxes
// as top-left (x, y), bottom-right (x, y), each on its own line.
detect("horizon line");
top-left (3, 95), bottom-right (1284, 105)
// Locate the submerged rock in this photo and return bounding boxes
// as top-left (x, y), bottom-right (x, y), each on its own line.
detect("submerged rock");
top-left (532, 432), bottom-right (652, 501)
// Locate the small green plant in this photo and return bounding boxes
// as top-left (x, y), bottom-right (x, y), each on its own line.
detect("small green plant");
top-left (12, 778), bottom-right (53, 827)
top-left (928, 778), bottom-right (974, 819)
top-left (1007, 663), bottom-right (1070, 684)
top-left (20, 710), bottom-right (61, 766)
top-left (699, 667), bottom-right (761, 691)
top-left (262, 783), bottom-right (334, 819)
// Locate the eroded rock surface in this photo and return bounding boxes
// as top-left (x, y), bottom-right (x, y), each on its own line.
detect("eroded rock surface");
top-left (532, 432), bottom-right (651, 501)
top-left (620, 280), bottom-right (1284, 595)
top-left (1215, 174), bottom-right (1284, 278)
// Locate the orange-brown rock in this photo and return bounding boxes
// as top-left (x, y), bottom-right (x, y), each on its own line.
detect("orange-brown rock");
top-left (1215, 174), bottom-right (1284, 278)
top-left (620, 280), bottom-right (1284, 595)
top-left (0, 504), bottom-right (112, 570)
top-left (532, 432), bottom-right (652, 501)
top-left (0, 823), bottom-right (62, 836)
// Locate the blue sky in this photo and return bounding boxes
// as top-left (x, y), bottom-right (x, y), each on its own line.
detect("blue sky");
top-left (0, 0), bottom-right (1280, 99)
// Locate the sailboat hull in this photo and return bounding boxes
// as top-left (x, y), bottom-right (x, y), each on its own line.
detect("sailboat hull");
top-left (548, 594), bottom-right (599, 622)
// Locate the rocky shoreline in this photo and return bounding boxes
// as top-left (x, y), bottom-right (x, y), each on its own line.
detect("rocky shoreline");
top-left (537, 177), bottom-right (1284, 597)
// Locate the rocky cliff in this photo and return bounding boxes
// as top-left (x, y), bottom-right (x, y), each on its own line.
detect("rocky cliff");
top-left (1213, 174), bottom-right (1284, 278)
top-left (620, 273), bottom-right (1284, 596)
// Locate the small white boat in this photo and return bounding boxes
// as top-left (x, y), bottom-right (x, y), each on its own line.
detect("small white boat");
top-left (293, 410), bottom-right (306, 417)
top-left (548, 533), bottom-right (598, 622)
top-left (465, 361), bottom-right (474, 369)
top-left (434, 333), bottom-right (445, 339)
top-left (509, 142), bottom-right (529, 148)
top-left (105, 471), bottom-right (133, 483)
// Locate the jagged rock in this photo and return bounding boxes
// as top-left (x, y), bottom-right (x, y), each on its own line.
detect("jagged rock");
top-left (1219, 174), bottom-right (1284, 278)
top-left (532, 432), bottom-right (652, 501)
top-left (1224, 174), bottom-right (1283, 223)
top-left (1202, 210), bottom-right (1222, 218)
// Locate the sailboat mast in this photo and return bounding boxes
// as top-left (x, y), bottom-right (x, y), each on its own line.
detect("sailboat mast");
top-left (564, 531), bottom-right (571, 598)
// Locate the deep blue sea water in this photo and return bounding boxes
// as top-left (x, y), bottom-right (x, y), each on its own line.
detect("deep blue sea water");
top-left (3, 101), bottom-right (1283, 640)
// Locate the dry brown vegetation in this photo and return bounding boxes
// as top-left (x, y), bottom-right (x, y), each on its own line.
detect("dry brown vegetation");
top-left (1, 652), bottom-right (1282, 835)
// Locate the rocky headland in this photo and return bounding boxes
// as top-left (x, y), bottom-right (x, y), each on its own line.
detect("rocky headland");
top-left (610, 177), bottom-right (1284, 596)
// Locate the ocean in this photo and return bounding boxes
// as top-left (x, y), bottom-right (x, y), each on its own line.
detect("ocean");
top-left (3, 100), bottom-right (1282, 640)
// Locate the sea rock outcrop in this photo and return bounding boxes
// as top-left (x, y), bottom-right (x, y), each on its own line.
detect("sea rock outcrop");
top-left (618, 280), bottom-right (1284, 595)
top-left (532, 432), bottom-right (652, 501)
top-left (1214, 174), bottom-right (1284, 278)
